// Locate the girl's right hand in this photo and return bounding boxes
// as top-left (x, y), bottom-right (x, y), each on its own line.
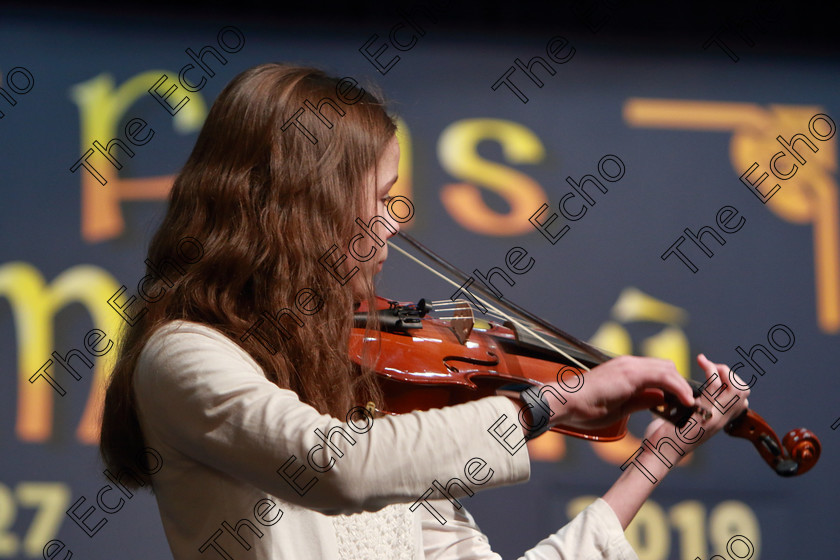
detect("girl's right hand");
top-left (544, 355), bottom-right (697, 431)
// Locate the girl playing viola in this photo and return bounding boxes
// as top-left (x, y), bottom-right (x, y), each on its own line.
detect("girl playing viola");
top-left (100, 63), bottom-right (749, 559)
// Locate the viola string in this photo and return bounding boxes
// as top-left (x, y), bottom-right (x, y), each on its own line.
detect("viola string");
top-left (427, 299), bottom-right (588, 359)
top-left (393, 232), bottom-right (611, 362)
top-left (430, 301), bottom-right (509, 323)
top-left (387, 238), bottom-right (591, 372)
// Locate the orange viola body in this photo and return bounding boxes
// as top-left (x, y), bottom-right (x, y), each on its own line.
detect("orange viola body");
top-left (349, 296), bottom-right (628, 441)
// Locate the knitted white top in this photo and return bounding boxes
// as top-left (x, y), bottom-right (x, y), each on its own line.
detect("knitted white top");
top-left (132, 321), bottom-right (639, 559)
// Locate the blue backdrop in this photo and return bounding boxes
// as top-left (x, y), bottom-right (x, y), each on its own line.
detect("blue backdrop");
top-left (2, 5), bottom-right (838, 559)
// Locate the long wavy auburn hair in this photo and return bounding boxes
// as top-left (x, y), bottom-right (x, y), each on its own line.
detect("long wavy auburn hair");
top-left (100, 63), bottom-right (396, 488)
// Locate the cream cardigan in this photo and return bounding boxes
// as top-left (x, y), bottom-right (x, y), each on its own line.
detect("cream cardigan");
top-left (133, 321), bottom-right (639, 559)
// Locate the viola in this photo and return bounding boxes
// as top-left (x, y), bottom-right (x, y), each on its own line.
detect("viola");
top-left (348, 232), bottom-right (821, 477)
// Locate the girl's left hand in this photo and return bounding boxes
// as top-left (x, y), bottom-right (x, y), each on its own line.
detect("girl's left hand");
top-left (642, 353), bottom-right (750, 456)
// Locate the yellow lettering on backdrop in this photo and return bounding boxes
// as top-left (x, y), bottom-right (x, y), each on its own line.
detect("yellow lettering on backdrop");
top-left (526, 427), bottom-right (566, 462)
top-left (733, 105), bottom-right (839, 333)
top-left (391, 117), bottom-right (413, 228)
top-left (437, 119), bottom-right (548, 235)
top-left (624, 99), bottom-right (840, 333)
top-left (0, 263), bottom-right (123, 443)
top-left (70, 72), bottom-right (206, 243)
top-left (588, 288), bottom-right (692, 465)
